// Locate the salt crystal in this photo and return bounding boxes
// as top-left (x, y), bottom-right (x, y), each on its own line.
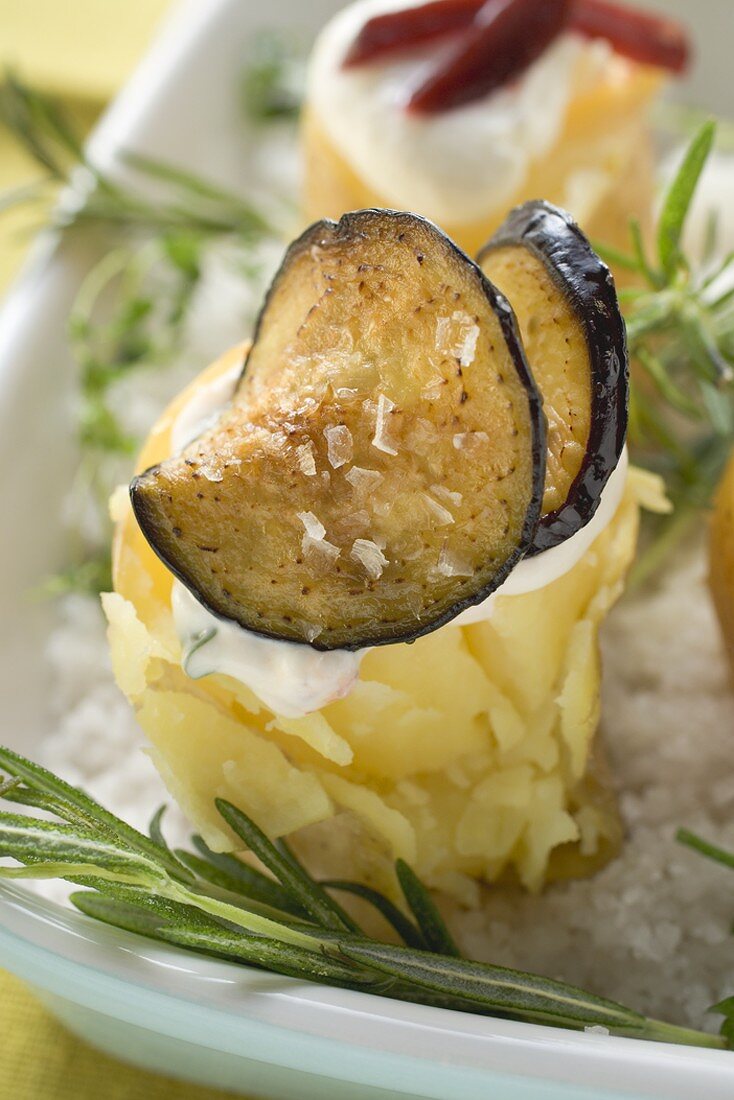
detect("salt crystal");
top-left (302, 622), bottom-right (323, 644)
top-left (458, 322), bottom-right (479, 367)
top-left (431, 484), bottom-right (463, 508)
top-left (436, 316), bottom-right (452, 352)
top-left (297, 511), bottom-right (326, 541)
top-left (302, 535), bottom-right (340, 563)
top-left (453, 430), bottom-right (489, 451)
top-left (436, 545), bottom-right (473, 578)
top-left (296, 442), bottom-right (317, 477)
top-left (351, 539), bottom-right (389, 580)
top-left (372, 394), bottom-right (398, 455)
top-left (346, 466), bottom-right (383, 492)
top-left (421, 375), bottom-right (445, 402)
top-left (339, 511), bottom-right (371, 538)
top-left (199, 462), bottom-right (224, 483)
top-left (412, 418), bottom-right (440, 446)
top-left (422, 493), bottom-right (455, 526)
top-left (436, 311), bottom-right (480, 367)
top-left (324, 425), bottom-right (354, 468)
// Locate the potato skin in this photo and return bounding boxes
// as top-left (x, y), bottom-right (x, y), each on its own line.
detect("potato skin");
top-left (710, 450), bottom-right (734, 675)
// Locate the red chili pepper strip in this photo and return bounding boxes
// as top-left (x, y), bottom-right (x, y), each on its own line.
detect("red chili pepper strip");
top-left (342, 0), bottom-right (481, 67)
top-left (407, 0), bottom-right (572, 114)
top-left (341, 0), bottom-right (690, 86)
top-left (573, 0), bottom-right (690, 74)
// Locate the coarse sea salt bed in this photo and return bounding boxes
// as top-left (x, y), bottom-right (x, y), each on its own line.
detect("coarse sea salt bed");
top-left (40, 541), bottom-right (734, 1029)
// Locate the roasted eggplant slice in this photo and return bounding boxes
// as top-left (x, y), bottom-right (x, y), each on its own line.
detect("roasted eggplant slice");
top-left (132, 210), bottom-right (545, 651)
top-left (478, 201), bottom-right (628, 554)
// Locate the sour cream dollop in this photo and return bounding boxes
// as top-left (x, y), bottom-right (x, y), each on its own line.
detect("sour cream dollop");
top-left (168, 365), bottom-right (628, 718)
top-left (173, 582), bottom-right (361, 718)
top-left (307, 0), bottom-right (614, 227)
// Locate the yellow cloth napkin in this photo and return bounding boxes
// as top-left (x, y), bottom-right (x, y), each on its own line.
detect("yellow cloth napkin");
top-left (0, 3), bottom-right (249, 1095)
top-left (0, 971), bottom-right (236, 1099)
top-left (0, 0), bottom-right (170, 290)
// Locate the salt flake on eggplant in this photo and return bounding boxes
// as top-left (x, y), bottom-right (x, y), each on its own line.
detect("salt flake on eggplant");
top-left (131, 210), bottom-right (544, 650)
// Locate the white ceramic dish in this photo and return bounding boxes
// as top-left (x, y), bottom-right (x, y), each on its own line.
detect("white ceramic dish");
top-left (2, 1), bottom-right (734, 1096)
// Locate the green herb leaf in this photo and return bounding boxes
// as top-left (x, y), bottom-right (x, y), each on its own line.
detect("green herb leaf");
top-left (591, 240), bottom-right (640, 273)
top-left (630, 217), bottom-right (664, 289)
top-left (242, 31), bottom-right (304, 124)
top-left (71, 879), bottom-right (222, 932)
top-left (338, 940), bottom-right (643, 1029)
top-left (190, 834), bottom-right (307, 917)
top-left (163, 926), bottom-right (370, 987)
top-left (711, 997), bottom-right (734, 1047)
top-left (0, 813), bottom-right (167, 886)
top-left (395, 859), bottom-right (461, 957)
top-left (71, 891), bottom-right (173, 939)
top-left (611, 120), bottom-right (734, 573)
top-left (321, 880), bottom-right (426, 950)
top-left (0, 746), bottom-right (191, 882)
top-left (173, 850), bottom-right (310, 925)
top-left (657, 121), bottom-right (716, 280)
top-left (677, 828), bottom-right (734, 871)
top-left (148, 805), bottom-right (169, 850)
top-left (38, 555), bottom-right (113, 600)
top-left (215, 799), bottom-right (359, 934)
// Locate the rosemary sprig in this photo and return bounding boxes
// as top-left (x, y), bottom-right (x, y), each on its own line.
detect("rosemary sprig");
top-left (0, 72), bottom-right (282, 592)
top-left (0, 73), bottom-right (272, 239)
top-left (595, 121), bottom-right (734, 580)
top-left (0, 745), bottom-right (726, 1049)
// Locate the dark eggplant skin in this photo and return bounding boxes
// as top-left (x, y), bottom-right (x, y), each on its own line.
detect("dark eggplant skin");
top-left (477, 200), bottom-right (629, 555)
top-left (131, 210), bottom-right (547, 651)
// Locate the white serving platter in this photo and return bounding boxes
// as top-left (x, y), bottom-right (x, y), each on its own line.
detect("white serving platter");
top-left (1, 1), bottom-right (734, 1096)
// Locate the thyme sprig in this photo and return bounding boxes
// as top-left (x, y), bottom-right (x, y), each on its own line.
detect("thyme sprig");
top-left (595, 121), bottom-right (734, 582)
top-left (0, 745), bottom-right (726, 1048)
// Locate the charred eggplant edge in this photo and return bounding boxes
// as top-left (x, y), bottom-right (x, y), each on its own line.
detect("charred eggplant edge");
top-left (477, 200), bottom-right (629, 555)
top-left (131, 209), bottom-right (546, 652)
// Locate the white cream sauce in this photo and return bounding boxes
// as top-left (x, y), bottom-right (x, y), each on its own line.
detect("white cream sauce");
top-left (173, 582), bottom-right (361, 718)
